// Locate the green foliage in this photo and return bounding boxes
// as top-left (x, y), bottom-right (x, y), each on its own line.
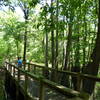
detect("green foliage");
top-left (0, 39), bottom-right (7, 65)
top-left (29, 0), bottom-right (39, 7)
top-left (0, 0), bottom-right (98, 67)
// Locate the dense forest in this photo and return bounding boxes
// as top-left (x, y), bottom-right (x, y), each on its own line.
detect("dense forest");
top-left (0, 0), bottom-right (100, 99)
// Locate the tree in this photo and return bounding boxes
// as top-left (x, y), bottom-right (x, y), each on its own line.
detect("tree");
top-left (16, 0), bottom-right (39, 65)
top-left (0, 11), bottom-right (24, 58)
top-left (82, 0), bottom-right (100, 94)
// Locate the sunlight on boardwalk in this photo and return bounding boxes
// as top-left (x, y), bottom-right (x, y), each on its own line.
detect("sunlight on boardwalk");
top-left (12, 73), bottom-right (83, 100)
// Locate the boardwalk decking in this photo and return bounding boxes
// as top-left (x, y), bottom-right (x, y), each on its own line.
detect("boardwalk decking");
top-left (4, 62), bottom-right (89, 100)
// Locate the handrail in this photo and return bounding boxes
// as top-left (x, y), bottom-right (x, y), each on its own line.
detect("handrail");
top-left (25, 62), bottom-right (100, 82)
top-left (5, 62), bottom-right (89, 100)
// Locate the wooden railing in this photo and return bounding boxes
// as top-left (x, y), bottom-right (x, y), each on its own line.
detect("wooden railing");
top-left (5, 62), bottom-right (89, 100)
top-left (25, 62), bottom-right (100, 92)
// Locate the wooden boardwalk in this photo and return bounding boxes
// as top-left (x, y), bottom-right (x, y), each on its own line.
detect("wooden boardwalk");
top-left (4, 62), bottom-right (89, 100)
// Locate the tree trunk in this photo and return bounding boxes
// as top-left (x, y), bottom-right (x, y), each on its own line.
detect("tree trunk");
top-left (83, 15), bottom-right (87, 67)
top-left (51, 0), bottom-right (55, 69)
top-left (50, 0), bottom-right (56, 81)
top-left (82, 0), bottom-right (100, 94)
top-left (75, 25), bottom-right (80, 67)
top-left (55, 0), bottom-right (59, 70)
top-left (22, 4), bottom-right (29, 69)
top-left (23, 19), bottom-right (28, 64)
top-left (64, 22), bottom-right (72, 70)
top-left (44, 0), bottom-right (49, 79)
top-left (61, 22), bottom-right (73, 87)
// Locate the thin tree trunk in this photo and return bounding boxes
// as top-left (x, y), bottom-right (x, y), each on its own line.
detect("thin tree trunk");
top-left (83, 15), bottom-right (87, 67)
top-left (62, 31), bottom-right (65, 68)
top-left (51, 0), bottom-right (55, 69)
top-left (45, 2), bottom-right (48, 69)
top-left (75, 25), bottom-right (80, 67)
top-left (44, 0), bottom-right (49, 79)
top-left (23, 19), bottom-right (28, 63)
top-left (50, 0), bottom-right (56, 81)
top-left (62, 16), bottom-right (66, 69)
top-left (55, 0), bottom-right (59, 69)
top-left (71, 15), bottom-right (81, 90)
top-left (61, 21), bottom-right (73, 87)
top-left (22, 3), bottom-right (29, 69)
top-left (64, 22), bottom-right (72, 70)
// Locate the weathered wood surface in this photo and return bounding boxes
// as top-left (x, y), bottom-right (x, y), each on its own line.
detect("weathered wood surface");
top-left (0, 68), bottom-right (7, 100)
top-left (26, 62), bottom-right (100, 82)
top-left (5, 62), bottom-right (89, 100)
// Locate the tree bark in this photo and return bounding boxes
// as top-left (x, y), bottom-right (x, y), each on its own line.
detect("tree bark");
top-left (64, 22), bottom-right (72, 70)
top-left (82, 0), bottom-right (100, 94)
top-left (23, 19), bottom-right (28, 63)
top-left (43, 0), bottom-right (49, 79)
top-left (55, 0), bottom-right (59, 70)
top-left (22, 3), bottom-right (29, 66)
top-left (50, 0), bottom-right (56, 81)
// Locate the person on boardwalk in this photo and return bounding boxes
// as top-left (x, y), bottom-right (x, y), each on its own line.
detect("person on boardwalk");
top-left (17, 57), bottom-right (22, 68)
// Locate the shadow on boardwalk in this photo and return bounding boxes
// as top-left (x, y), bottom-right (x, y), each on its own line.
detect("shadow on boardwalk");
top-left (19, 76), bottom-right (82, 100)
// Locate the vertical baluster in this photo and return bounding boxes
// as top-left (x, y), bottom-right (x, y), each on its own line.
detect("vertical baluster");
top-left (18, 68), bottom-right (20, 82)
top-left (13, 67), bottom-right (15, 78)
top-left (16, 68), bottom-right (20, 100)
top-left (11, 65), bottom-right (12, 75)
top-left (39, 79), bottom-right (44, 100)
top-left (25, 73), bottom-right (28, 92)
top-left (25, 72), bottom-right (28, 100)
top-left (8, 63), bottom-right (9, 71)
top-left (10, 64), bottom-right (11, 72)
top-left (34, 65), bottom-right (36, 74)
top-left (28, 63), bottom-right (30, 72)
top-left (77, 73), bottom-right (81, 91)
top-left (23, 62), bottom-right (26, 70)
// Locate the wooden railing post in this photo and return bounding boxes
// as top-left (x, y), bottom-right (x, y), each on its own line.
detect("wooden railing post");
top-left (8, 64), bottom-right (10, 72)
top-left (34, 66), bottom-right (36, 74)
top-left (7, 63), bottom-right (9, 70)
top-left (11, 65), bottom-right (13, 76)
top-left (5, 62), bottom-right (7, 69)
top-left (13, 67), bottom-right (15, 78)
top-left (39, 78), bottom-right (44, 100)
top-left (77, 73), bottom-right (81, 91)
top-left (16, 68), bottom-right (20, 100)
top-left (24, 72), bottom-right (28, 100)
top-left (23, 61), bottom-right (26, 70)
top-left (18, 68), bottom-right (20, 82)
top-left (25, 72), bottom-right (28, 93)
top-left (28, 63), bottom-right (30, 72)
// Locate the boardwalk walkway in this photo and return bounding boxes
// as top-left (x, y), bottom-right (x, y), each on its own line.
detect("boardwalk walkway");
top-left (1, 61), bottom-right (100, 100)
top-left (4, 62), bottom-right (89, 100)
